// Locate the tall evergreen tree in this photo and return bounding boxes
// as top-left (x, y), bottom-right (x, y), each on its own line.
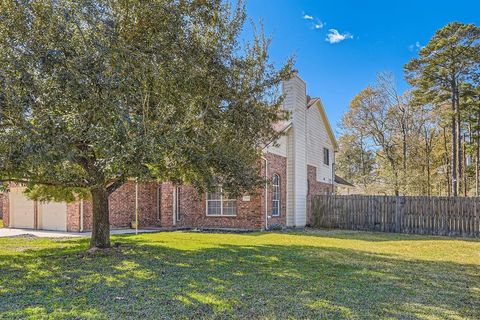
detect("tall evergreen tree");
top-left (460, 83), bottom-right (480, 195)
top-left (405, 22), bottom-right (480, 196)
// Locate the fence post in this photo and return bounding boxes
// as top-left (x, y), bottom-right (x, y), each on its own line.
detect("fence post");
top-left (395, 196), bottom-right (401, 233)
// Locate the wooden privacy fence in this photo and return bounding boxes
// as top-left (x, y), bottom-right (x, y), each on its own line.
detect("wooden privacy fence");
top-left (311, 195), bottom-right (480, 238)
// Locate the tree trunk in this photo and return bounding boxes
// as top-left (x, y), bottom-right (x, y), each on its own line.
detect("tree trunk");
top-left (389, 156), bottom-right (400, 196)
top-left (425, 128), bottom-right (431, 196)
top-left (90, 187), bottom-right (111, 248)
top-left (463, 133), bottom-right (467, 196)
top-left (402, 121), bottom-right (408, 190)
top-left (452, 115), bottom-right (458, 196)
top-left (457, 108), bottom-right (463, 196)
top-left (452, 84), bottom-right (458, 197)
top-left (443, 126), bottom-right (451, 196)
top-left (477, 111), bottom-right (480, 196)
top-left (360, 135), bottom-right (369, 191)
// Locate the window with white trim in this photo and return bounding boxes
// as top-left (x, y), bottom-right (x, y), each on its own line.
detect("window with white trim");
top-left (156, 186), bottom-right (161, 220)
top-left (175, 187), bottom-right (181, 221)
top-left (272, 174), bottom-right (280, 216)
top-left (323, 147), bottom-right (330, 166)
top-left (206, 187), bottom-right (236, 216)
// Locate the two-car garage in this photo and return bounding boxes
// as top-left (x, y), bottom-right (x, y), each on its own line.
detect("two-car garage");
top-left (8, 187), bottom-right (68, 231)
top-left (2, 181), bottom-right (164, 232)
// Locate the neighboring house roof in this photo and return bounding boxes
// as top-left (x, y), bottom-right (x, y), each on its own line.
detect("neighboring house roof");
top-left (335, 175), bottom-right (355, 187)
top-left (307, 97), bottom-right (338, 151)
top-left (272, 120), bottom-right (292, 133)
top-left (306, 97), bottom-right (318, 108)
top-left (262, 120), bottom-right (292, 150)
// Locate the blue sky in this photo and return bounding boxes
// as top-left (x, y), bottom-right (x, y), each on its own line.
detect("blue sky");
top-left (241, 0), bottom-right (480, 133)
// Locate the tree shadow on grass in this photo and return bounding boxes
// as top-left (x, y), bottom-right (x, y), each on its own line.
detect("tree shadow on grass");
top-left (0, 234), bottom-right (479, 319)
top-left (288, 228), bottom-right (480, 242)
top-left (195, 227), bottom-right (480, 243)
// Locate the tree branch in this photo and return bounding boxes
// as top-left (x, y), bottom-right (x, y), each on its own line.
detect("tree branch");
top-left (106, 176), bottom-right (127, 195)
top-left (1, 178), bottom-right (87, 188)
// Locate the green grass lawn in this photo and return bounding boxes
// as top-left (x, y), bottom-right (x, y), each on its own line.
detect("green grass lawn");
top-left (0, 230), bottom-right (479, 319)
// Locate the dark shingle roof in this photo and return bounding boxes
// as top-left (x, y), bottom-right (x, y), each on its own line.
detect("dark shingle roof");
top-left (335, 175), bottom-right (355, 187)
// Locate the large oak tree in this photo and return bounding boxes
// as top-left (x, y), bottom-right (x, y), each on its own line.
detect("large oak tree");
top-left (0, 0), bottom-right (293, 248)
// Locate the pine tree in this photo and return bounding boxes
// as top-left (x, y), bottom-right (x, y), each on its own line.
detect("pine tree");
top-left (405, 22), bottom-right (480, 196)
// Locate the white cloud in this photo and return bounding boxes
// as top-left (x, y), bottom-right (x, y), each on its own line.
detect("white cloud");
top-left (409, 41), bottom-right (422, 52)
top-left (302, 13), bottom-right (325, 29)
top-left (325, 29), bottom-right (353, 44)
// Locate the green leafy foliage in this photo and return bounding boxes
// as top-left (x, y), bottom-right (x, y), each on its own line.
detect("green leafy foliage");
top-left (338, 23), bottom-right (480, 196)
top-left (335, 133), bottom-right (376, 192)
top-left (0, 0), bottom-right (293, 194)
top-left (0, 0), bottom-right (293, 246)
top-left (405, 22), bottom-right (480, 196)
top-left (24, 185), bottom-right (90, 203)
top-left (405, 22), bottom-right (480, 101)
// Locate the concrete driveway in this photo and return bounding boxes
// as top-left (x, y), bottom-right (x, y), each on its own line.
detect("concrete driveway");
top-left (0, 228), bottom-right (161, 238)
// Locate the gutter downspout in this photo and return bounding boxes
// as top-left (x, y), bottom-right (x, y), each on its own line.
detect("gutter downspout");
top-left (172, 186), bottom-right (177, 227)
top-left (135, 181), bottom-right (139, 235)
top-left (261, 155), bottom-right (269, 230)
top-left (80, 199), bottom-right (84, 232)
top-left (332, 151), bottom-right (336, 195)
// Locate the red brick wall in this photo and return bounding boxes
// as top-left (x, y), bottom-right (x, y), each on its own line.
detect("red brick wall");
top-left (66, 202), bottom-right (81, 232)
top-left (79, 201), bottom-right (93, 231)
top-left (6, 180), bottom-right (262, 231)
top-left (307, 165), bottom-right (334, 225)
top-left (0, 193), bottom-right (4, 219)
top-left (158, 183), bottom-right (175, 228)
top-left (1, 193), bottom-right (8, 227)
top-left (112, 182), bottom-right (160, 228)
top-left (67, 182), bottom-right (161, 231)
top-left (2, 183), bottom-right (16, 228)
top-left (307, 165), bottom-right (334, 196)
top-left (157, 152), bottom-right (288, 231)
top-left (173, 185), bottom-right (264, 230)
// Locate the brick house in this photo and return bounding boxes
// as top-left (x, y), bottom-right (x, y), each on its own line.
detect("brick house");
top-left (1, 74), bottom-right (337, 231)
top-left (0, 193), bottom-right (3, 219)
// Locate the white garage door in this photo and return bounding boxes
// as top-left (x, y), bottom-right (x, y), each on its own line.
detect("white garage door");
top-left (9, 187), bottom-right (35, 229)
top-left (38, 201), bottom-right (67, 231)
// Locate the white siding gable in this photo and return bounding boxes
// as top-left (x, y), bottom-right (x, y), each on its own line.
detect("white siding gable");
top-left (266, 134), bottom-right (287, 157)
top-left (306, 102), bottom-right (335, 184)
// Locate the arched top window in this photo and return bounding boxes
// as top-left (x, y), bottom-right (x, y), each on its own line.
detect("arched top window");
top-left (272, 174), bottom-right (280, 216)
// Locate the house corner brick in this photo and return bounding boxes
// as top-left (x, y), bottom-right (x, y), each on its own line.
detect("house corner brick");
top-left (1, 193), bottom-right (9, 227)
top-left (306, 165), bottom-right (334, 225)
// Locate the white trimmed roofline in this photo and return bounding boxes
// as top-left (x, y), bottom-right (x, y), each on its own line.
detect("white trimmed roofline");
top-left (262, 121), bottom-right (292, 151)
top-left (307, 98), bottom-right (338, 151)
